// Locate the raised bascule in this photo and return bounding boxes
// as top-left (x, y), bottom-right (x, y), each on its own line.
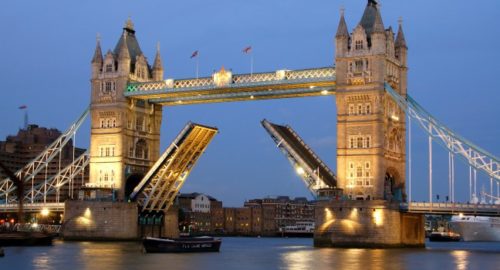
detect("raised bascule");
top-left (1, 0), bottom-right (499, 247)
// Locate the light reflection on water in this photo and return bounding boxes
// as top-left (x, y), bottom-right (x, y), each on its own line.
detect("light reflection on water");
top-left (1, 238), bottom-right (499, 270)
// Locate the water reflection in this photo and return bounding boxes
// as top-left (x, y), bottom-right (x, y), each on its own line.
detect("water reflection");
top-left (451, 250), bottom-right (469, 270)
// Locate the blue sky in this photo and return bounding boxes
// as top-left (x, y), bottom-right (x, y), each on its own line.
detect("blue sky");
top-left (0, 0), bottom-right (499, 206)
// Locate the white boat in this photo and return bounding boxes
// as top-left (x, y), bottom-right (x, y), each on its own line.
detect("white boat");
top-left (449, 215), bottom-right (500, 241)
top-left (279, 221), bottom-right (314, 237)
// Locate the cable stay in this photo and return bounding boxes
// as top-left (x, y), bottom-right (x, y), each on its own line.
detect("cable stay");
top-left (131, 122), bottom-right (218, 213)
top-left (0, 106), bottom-right (90, 201)
top-left (385, 83), bottom-right (499, 181)
top-left (261, 119), bottom-right (337, 198)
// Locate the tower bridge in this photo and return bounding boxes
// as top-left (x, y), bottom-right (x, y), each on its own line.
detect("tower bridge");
top-left (0, 0), bottom-right (499, 246)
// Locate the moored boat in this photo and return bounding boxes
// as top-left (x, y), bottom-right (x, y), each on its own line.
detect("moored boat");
top-left (142, 236), bottom-right (222, 253)
top-left (0, 232), bottom-right (54, 246)
top-left (428, 231), bottom-right (461, 242)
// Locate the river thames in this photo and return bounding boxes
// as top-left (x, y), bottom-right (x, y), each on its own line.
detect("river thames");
top-left (1, 237), bottom-right (499, 269)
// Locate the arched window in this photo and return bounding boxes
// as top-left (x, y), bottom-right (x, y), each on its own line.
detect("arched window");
top-left (350, 137), bottom-right (355, 148)
top-left (366, 104), bottom-right (371, 114)
top-left (357, 104), bottom-right (363, 115)
top-left (104, 173), bottom-right (108, 181)
top-left (135, 139), bottom-right (148, 159)
top-left (365, 137), bottom-right (370, 148)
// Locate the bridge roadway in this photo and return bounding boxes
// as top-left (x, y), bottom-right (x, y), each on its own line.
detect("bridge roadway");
top-left (125, 67), bottom-right (336, 105)
top-left (403, 202), bottom-right (500, 216)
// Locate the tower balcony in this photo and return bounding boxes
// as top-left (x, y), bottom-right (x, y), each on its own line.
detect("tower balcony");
top-left (347, 71), bottom-right (371, 85)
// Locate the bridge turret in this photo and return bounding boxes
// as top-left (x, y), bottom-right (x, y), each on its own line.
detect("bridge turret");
top-left (117, 32), bottom-right (131, 75)
top-left (152, 43), bottom-right (163, 81)
top-left (335, 0), bottom-right (407, 201)
top-left (91, 35), bottom-right (103, 79)
top-left (395, 20), bottom-right (408, 67)
top-left (88, 18), bottom-right (163, 200)
top-left (335, 8), bottom-right (349, 58)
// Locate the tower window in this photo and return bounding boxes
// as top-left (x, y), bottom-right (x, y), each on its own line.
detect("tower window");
top-left (105, 64), bottom-right (113, 73)
top-left (348, 104), bottom-right (355, 115)
top-left (357, 137), bottom-right (363, 148)
top-left (106, 82), bottom-right (112, 91)
top-left (355, 40), bottom-right (363, 50)
top-left (366, 104), bottom-right (371, 114)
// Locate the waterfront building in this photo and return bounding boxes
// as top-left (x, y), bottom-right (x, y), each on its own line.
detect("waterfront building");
top-left (176, 192), bottom-right (222, 233)
top-left (244, 196), bottom-right (315, 236)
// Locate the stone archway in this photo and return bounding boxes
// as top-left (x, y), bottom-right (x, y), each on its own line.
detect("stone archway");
top-left (125, 173), bottom-right (144, 201)
top-left (384, 168), bottom-right (404, 202)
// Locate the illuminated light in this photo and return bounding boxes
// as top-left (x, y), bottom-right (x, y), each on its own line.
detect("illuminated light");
top-left (350, 208), bottom-right (358, 219)
top-left (84, 208), bottom-right (91, 218)
top-left (309, 85), bottom-right (316, 89)
top-left (458, 212), bottom-right (464, 218)
top-left (10, 219), bottom-right (15, 223)
top-left (268, 88), bottom-right (272, 91)
top-left (32, 223), bottom-right (39, 228)
top-left (177, 100), bottom-right (183, 104)
top-left (213, 66), bottom-right (232, 87)
top-left (321, 90), bottom-right (328, 95)
top-left (391, 114), bottom-right (399, 121)
top-left (165, 79), bottom-right (174, 88)
top-left (41, 208), bottom-right (50, 217)
top-left (295, 166), bottom-right (305, 176)
top-left (276, 70), bottom-right (287, 80)
top-left (372, 209), bottom-right (384, 226)
top-left (250, 95), bottom-right (255, 99)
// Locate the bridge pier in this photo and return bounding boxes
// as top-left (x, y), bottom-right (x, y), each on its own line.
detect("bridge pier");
top-left (314, 200), bottom-right (425, 248)
top-left (62, 200), bottom-right (138, 240)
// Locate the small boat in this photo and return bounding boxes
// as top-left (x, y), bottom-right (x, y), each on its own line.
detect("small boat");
top-left (428, 231), bottom-right (461, 242)
top-left (142, 236), bottom-right (222, 253)
top-left (278, 221), bottom-right (314, 237)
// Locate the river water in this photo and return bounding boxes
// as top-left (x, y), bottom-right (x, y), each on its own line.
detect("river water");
top-left (1, 237), bottom-right (499, 270)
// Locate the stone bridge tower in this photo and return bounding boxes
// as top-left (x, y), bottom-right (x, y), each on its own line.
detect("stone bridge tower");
top-left (335, 1), bottom-right (408, 201)
top-left (89, 19), bottom-right (163, 200)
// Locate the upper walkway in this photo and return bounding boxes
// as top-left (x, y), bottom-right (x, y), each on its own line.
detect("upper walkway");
top-left (125, 67), bottom-right (336, 105)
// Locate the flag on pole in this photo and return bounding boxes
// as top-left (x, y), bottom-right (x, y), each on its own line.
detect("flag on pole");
top-left (18, 105), bottom-right (27, 110)
top-left (190, 50), bottom-right (199, 59)
top-left (242, 46), bottom-right (252, 54)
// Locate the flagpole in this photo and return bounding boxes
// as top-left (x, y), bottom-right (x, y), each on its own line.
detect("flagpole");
top-left (250, 53), bottom-right (253, 76)
top-left (196, 57), bottom-right (199, 79)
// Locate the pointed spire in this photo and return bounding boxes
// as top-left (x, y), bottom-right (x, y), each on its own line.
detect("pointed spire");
top-left (118, 32), bottom-right (130, 59)
top-left (124, 16), bottom-right (134, 32)
top-left (91, 33), bottom-right (103, 63)
top-left (395, 17), bottom-right (407, 48)
top-left (372, 8), bottom-right (385, 33)
top-left (359, 0), bottom-right (385, 36)
top-left (335, 6), bottom-right (349, 38)
top-left (153, 42), bottom-right (163, 70)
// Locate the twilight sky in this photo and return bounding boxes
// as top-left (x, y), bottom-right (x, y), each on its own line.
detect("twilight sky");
top-left (0, 0), bottom-right (499, 206)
